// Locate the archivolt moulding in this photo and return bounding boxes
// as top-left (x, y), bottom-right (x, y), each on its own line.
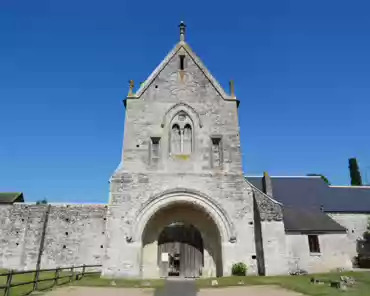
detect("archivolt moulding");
top-left (161, 102), bottom-right (203, 128)
top-left (131, 188), bottom-right (235, 243)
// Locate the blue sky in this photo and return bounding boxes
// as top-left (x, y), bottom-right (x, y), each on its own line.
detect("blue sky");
top-left (0, 1), bottom-right (369, 203)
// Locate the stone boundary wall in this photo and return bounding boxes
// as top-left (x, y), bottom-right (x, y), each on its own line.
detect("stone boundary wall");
top-left (0, 203), bottom-right (107, 271)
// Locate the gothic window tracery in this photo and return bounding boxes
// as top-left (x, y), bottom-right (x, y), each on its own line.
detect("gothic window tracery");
top-left (171, 124), bottom-right (181, 154)
top-left (170, 112), bottom-right (193, 155)
top-left (183, 124), bottom-right (192, 154)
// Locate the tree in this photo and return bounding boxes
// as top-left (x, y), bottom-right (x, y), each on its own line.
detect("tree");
top-left (307, 174), bottom-right (331, 185)
top-left (36, 198), bottom-right (48, 205)
top-left (349, 158), bottom-right (363, 186)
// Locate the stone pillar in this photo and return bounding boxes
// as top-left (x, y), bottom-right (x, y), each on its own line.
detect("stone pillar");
top-left (261, 221), bottom-right (289, 275)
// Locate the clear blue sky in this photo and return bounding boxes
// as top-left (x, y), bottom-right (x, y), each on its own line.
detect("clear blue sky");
top-left (1, 1), bottom-right (369, 203)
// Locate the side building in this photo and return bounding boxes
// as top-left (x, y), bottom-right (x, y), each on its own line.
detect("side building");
top-left (247, 174), bottom-right (370, 272)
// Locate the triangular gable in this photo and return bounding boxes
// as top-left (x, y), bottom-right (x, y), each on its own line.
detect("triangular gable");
top-left (135, 41), bottom-right (236, 102)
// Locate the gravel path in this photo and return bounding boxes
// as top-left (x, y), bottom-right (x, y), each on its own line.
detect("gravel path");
top-left (154, 279), bottom-right (197, 296)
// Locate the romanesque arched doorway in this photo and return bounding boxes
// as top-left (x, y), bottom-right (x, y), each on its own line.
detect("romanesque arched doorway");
top-left (141, 201), bottom-right (223, 278)
top-left (158, 223), bottom-right (203, 277)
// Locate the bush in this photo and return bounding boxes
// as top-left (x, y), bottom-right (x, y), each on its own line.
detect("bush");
top-left (231, 262), bottom-right (247, 276)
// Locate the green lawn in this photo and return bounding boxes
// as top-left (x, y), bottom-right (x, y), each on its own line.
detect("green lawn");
top-left (196, 271), bottom-right (370, 295)
top-left (0, 269), bottom-right (84, 296)
top-left (1, 269), bottom-right (369, 296)
top-left (68, 271), bottom-right (370, 295)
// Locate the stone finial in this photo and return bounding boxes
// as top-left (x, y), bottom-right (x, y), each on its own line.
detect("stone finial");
top-left (179, 21), bottom-right (186, 41)
top-left (229, 80), bottom-right (235, 97)
top-left (128, 80), bottom-right (135, 97)
top-left (262, 171), bottom-right (273, 197)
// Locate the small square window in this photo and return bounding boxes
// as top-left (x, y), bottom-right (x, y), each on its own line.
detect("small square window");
top-left (308, 235), bottom-right (320, 253)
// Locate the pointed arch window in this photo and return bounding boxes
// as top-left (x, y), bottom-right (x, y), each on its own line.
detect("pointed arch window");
top-left (170, 112), bottom-right (193, 155)
top-left (171, 124), bottom-right (181, 155)
top-left (183, 124), bottom-right (192, 154)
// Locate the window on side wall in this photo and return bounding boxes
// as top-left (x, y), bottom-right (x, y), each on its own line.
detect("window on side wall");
top-left (308, 235), bottom-right (320, 253)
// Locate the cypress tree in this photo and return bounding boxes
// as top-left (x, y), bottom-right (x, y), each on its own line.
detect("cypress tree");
top-left (349, 158), bottom-right (363, 186)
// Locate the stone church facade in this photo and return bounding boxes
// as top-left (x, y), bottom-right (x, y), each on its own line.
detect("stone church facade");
top-left (104, 22), bottom-right (279, 278)
top-left (1, 23), bottom-right (369, 279)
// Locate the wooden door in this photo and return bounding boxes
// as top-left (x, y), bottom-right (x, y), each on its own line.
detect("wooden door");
top-left (157, 223), bottom-right (203, 278)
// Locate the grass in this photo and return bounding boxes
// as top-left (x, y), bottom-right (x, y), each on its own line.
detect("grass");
top-left (196, 271), bottom-right (370, 295)
top-left (0, 269), bottom-right (92, 296)
top-left (1, 269), bottom-right (369, 296)
top-left (0, 268), bottom-right (165, 296)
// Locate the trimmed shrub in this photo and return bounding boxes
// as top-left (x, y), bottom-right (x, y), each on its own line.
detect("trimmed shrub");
top-left (231, 262), bottom-right (247, 276)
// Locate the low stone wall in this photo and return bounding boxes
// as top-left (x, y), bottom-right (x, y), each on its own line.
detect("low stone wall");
top-left (0, 203), bottom-right (107, 271)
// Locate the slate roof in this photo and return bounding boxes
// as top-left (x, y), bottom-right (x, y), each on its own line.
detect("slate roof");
top-left (0, 192), bottom-right (24, 204)
top-left (282, 207), bottom-right (346, 233)
top-left (327, 186), bottom-right (370, 213)
top-left (246, 176), bottom-right (370, 213)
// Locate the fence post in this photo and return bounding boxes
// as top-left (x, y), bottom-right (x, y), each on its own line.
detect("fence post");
top-left (69, 266), bottom-right (74, 282)
top-left (4, 269), bottom-right (13, 296)
top-left (81, 264), bottom-right (86, 280)
top-left (33, 267), bottom-right (41, 291)
top-left (54, 267), bottom-right (60, 287)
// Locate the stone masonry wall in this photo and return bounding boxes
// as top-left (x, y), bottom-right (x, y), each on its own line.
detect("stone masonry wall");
top-left (328, 213), bottom-right (370, 259)
top-left (103, 44), bottom-right (258, 278)
top-left (118, 46), bottom-right (243, 176)
top-left (106, 172), bottom-right (257, 277)
top-left (285, 233), bottom-right (353, 273)
top-left (261, 221), bottom-right (289, 275)
top-left (0, 203), bottom-right (107, 271)
top-left (251, 183), bottom-right (287, 275)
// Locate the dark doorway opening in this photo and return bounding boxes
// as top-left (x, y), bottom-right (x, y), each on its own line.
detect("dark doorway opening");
top-left (168, 253), bottom-right (180, 276)
top-left (158, 223), bottom-right (203, 278)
